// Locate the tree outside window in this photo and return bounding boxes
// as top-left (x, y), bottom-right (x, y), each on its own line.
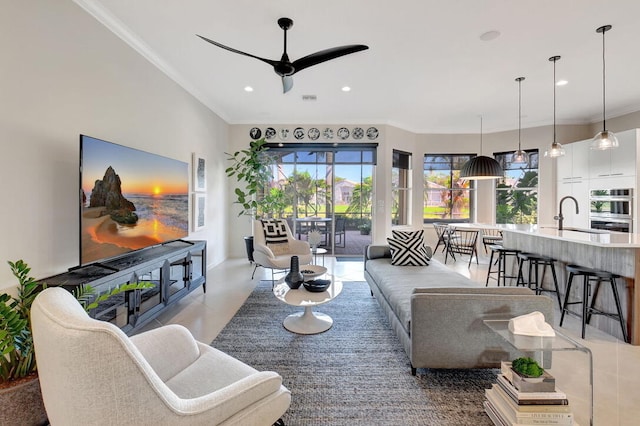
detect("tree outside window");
top-left (423, 154), bottom-right (474, 223)
top-left (495, 150), bottom-right (539, 224)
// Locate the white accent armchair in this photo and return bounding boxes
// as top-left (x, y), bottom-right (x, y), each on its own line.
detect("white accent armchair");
top-left (31, 287), bottom-right (291, 426)
top-left (252, 219), bottom-right (313, 280)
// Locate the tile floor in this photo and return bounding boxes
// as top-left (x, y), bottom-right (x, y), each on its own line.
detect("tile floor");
top-left (139, 245), bottom-right (640, 425)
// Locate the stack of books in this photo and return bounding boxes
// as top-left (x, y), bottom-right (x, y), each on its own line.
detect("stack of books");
top-left (484, 363), bottom-right (575, 426)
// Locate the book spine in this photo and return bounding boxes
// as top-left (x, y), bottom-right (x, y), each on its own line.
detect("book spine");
top-left (496, 376), bottom-right (568, 405)
top-left (486, 388), bottom-right (574, 424)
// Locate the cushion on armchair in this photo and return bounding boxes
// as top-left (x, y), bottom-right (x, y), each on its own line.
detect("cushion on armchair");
top-left (261, 219), bottom-right (290, 255)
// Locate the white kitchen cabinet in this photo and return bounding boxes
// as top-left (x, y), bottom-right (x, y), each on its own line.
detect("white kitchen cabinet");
top-left (588, 128), bottom-right (638, 179)
top-left (557, 140), bottom-right (589, 181)
top-left (556, 179), bottom-right (589, 228)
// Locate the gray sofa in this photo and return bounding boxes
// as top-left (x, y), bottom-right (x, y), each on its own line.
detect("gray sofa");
top-left (364, 245), bottom-right (554, 375)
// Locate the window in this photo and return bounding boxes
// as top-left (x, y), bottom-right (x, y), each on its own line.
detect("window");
top-left (494, 149), bottom-right (539, 224)
top-left (392, 150), bottom-right (411, 226)
top-left (423, 154), bottom-right (474, 223)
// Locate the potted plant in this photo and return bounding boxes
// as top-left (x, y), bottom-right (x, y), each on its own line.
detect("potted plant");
top-left (0, 260), bottom-right (153, 425)
top-left (225, 137), bottom-right (278, 261)
top-left (359, 221), bottom-right (372, 235)
top-left (0, 260), bottom-right (47, 426)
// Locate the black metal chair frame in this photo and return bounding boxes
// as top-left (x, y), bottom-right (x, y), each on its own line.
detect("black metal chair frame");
top-left (444, 229), bottom-right (479, 268)
top-left (516, 252), bottom-right (563, 310)
top-left (485, 245), bottom-right (520, 287)
top-left (481, 228), bottom-right (503, 254)
top-left (559, 265), bottom-right (629, 343)
top-left (433, 223), bottom-right (452, 255)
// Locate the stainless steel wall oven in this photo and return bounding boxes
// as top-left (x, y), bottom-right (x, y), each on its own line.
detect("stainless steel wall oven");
top-left (589, 188), bottom-right (633, 233)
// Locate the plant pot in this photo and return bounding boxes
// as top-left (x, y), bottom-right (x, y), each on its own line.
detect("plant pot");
top-left (244, 236), bottom-right (254, 262)
top-left (0, 375), bottom-right (48, 426)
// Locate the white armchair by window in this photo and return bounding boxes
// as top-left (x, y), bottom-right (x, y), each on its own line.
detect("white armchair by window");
top-left (31, 287), bottom-right (291, 426)
top-left (252, 219), bottom-right (313, 281)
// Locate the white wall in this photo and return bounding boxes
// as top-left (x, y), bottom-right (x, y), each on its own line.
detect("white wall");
top-left (0, 1), bottom-right (230, 291)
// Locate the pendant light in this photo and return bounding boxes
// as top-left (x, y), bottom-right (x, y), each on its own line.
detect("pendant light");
top-left (460, 116), bottom-right (504, 180)
top-left (511, 77), bottom-right (529, 164)
top-left (591, 25), bottom-right (618, 150)
top-left (545, 56), bottom-right (566, 158)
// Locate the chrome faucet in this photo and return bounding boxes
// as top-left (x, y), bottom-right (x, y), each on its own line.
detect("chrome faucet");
top-left (555, 196), bottom-right (579, 230)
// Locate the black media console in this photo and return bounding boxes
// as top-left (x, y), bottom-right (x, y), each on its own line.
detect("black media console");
top-left (37, 240), bottom-right (206, 335)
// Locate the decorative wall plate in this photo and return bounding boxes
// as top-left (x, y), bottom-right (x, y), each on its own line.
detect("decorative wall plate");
top-left (249, 127), bottom-right (262, 140)
top-left (293, 127), bottom-right (305, 140)
top-left (366, 127), bottom-right (379, 140)
top-left (352, 127), bottom-right (364, 140)
top-left (337, 127), bottom-right (350, 140)
top-left (308, 127), bottom-right (320, 140)
top-left (323, 128), bottom-right (334, 139)
top-left (279, 128), bottom-right (290, 140)
top-left (264, 127), bottom-right (276, 140)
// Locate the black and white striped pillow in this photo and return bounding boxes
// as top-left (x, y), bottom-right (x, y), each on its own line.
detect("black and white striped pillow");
top-left (391, 229), bottom-right (424, 241)
top-left (391, 229), bottom-right (432, 260)
top-left (387, 237), bottom-right (430, 266)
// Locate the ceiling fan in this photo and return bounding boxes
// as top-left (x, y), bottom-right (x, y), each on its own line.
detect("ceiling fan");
top-left (197, 17), bottom-right (369, 93)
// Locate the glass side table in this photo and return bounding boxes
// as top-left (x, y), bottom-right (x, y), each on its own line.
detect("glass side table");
top-left (311, 247), bottom-right (327, 265)
top-left (484, 319), bottom-right (593, 426)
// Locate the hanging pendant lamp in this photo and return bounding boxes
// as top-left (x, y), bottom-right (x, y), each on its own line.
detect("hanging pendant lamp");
top-left (512, 77), bottom-right (529, 164)
top-left (460, 116), bottom-right (504, 180)
top-left (545, 56), bottom-right (566, 158)
top-left (591, 25), bottom-right (618, 150)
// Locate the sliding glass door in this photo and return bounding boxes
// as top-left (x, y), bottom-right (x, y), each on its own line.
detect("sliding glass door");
top-left (266, 144), bottom-right (375, 256)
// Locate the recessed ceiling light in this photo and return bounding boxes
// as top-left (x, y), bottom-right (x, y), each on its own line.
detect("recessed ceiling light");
top-left (341, 86), bottom-right (351, 92)
top-left (244, 86), bottom-right (254, 92)
top-left (479, 30), bottom-right (501, 41)
top-left (556, 80), bottom-right (568, 86)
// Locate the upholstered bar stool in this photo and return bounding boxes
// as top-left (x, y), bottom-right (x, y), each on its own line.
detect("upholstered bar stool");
top-left (560, 265), bottom-right (629, 343)
top-left (516, 252), bottom-right (563, 310)
top-left (485, 244), bottom-right (520, 287)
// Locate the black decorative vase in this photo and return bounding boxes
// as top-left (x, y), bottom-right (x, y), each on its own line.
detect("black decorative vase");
top-left (284, 256), bottom-right (304, 289)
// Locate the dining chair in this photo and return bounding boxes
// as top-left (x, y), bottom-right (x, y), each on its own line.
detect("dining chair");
top-left (445, 229), bottom-right (479, 268)
top-left (481, 228), bottom-right (503, 253)
top-left (433, 223), bottom-right (453, 255)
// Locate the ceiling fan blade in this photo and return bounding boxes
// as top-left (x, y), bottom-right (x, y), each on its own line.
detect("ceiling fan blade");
top-left (197, 34), bottom-right (277, 67)
top-left (291, 44), bottom-right (369, 74)
top-left (282, 76), bottom-right (293, 93)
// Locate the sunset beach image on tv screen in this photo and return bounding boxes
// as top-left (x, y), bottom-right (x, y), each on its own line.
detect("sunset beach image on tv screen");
top-left (80, 135), bottom-right (189, 265)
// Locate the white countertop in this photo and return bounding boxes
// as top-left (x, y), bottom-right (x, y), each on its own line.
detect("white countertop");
top-left (497, 224), bottom-right (640, 248)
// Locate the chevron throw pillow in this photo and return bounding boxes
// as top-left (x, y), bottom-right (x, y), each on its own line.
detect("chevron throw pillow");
top-left (387, 237), bottom-right (430, 266)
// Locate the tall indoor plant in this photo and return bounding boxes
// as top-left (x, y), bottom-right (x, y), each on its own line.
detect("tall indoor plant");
top-left (0, 260), bottom-right (152, 425)
top-left (225, 137), bottom-right (278, 261)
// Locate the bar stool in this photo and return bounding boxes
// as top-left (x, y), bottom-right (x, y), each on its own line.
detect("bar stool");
top-left (560, 265), bottom-right (629, 343)
top-left (516, 252), bottom-right (563, 310)
top-left (485, 245), bottom-right (520, 287)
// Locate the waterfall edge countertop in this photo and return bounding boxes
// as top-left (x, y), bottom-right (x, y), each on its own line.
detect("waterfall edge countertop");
top-left (495, 224), bottom-right (640, 248)
top-left (498, 223), bottom-right (640, 344)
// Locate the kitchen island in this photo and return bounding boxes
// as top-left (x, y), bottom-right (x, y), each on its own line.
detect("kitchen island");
top-left (499, 224), bottom-right (640, 345)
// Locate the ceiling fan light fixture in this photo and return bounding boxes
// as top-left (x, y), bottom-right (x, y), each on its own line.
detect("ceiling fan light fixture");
top-left (591, 24), bottom-right (618, 151)
top-left (197, 17), bottom-right (368, 94)
top-left (460, 116), bottom-right (504, 180)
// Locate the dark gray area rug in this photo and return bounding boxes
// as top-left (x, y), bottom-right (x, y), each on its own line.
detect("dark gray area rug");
top-left (212, 281), bottom-right (495, 425)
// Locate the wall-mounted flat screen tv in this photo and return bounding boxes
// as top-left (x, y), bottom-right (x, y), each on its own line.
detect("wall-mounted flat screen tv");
top-left (79, 135), bottom-right (189, 266)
